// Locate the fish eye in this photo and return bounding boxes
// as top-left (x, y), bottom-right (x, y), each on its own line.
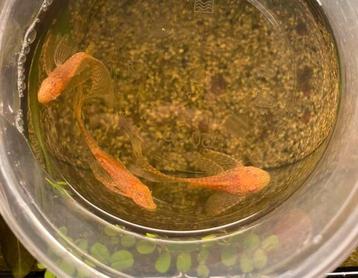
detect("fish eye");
top-left (135, 190), bottom-right (145, 199)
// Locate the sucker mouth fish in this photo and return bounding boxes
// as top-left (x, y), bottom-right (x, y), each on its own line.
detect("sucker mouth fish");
top-left (131, 155), bottom-right (270, 195)
top-left (74, 87), bottom-right (156, 211)
top-left (124, 123), bottom-right (271, 195)
top-left (37, 36), bottom-right (156, 211)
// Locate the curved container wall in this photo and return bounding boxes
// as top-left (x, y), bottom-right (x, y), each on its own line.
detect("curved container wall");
top-left (0, 0), bottom-right (357, 277)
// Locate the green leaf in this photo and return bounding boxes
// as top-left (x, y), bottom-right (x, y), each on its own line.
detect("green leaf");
top-left (75, 239), bottom-right (89, 252)
top-left (37, 263), bottom-right (46, 270)
top-left (77, 269), bottom-right (89, 278)
top-left (239, 253), bottom-right (254, 273)
top-left (77, 268), bottom-right (92, 278)
top-left (46, 179), bottom-right (68, 195)
top-left (201, 234), bottom-right (216, 247)
top-left (201, 234), bottom-right (216, 241)
top-left (136, 240), bottom-right (156, 254)
top-left (155, 251), bottom-right (171, 273)
top-left (0, 217), bottom-right (36, 278)
top-left (111, 250), bottom-right (134, 271)
top-left (121, 235), bottom-right (136, 248)
top-left (253, 248), bottom-right (268, 270)
top-left (145, 233), bottom-right (158, 239)
top-left (104, 226), bottom-right (118, 237)
top-left (44, 270), bottom-right (57, 278)
top-left (176, 252), bottom-right (192, 273)
top-left (90, 243), bottom-right (110, 263)
top-left (221, 246), bottom-right (237, 267)
top-left (242, 233), bottom-right (261, 251)
top-left (58, 259), bottom-right (76, 276)
top-left (196, 264), bottom-right (210, 278)
top-left (261, 235), bottom-right (279, 252)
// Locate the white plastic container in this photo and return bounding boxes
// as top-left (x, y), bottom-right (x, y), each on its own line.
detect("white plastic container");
top-left (0, 0), bottom-right (357, 277)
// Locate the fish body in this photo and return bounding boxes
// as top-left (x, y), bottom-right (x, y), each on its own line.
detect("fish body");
top-left (75, 103), bottom-right (157, 211)
top-left (134, 159), bottom-right (270, 195)
top-left (176, 165), bottom-right (270, 194)
top-left (130, 132), bottom-right (271, 195)
top-left (38, 47), bottom-right (156, 211)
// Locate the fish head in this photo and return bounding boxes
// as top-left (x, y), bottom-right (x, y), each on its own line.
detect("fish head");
top-left (38, 74), bottom-right (66, 104)
top-left (240, 166), bottom-right (271, 193)
top-left (132, 185), bottom-right (157, 211)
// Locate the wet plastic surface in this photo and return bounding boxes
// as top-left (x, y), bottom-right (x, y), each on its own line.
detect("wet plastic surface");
top-left (0, 0), bottom-right (357, 277)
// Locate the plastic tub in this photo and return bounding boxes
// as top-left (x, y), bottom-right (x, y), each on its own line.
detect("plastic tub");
top-left (0, 0), bottom-right (357, 277)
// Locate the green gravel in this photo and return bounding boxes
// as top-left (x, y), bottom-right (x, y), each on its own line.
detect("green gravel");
top-left (30, 0), bottom-right (340, 231)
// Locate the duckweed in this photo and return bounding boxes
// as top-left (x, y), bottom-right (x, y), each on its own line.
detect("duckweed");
top-left (253, 248), bottom-right (268, 270)
top-left (120, 235), bottom-right (136, 248)
top-left (176, 252), bottom-right (192, 273)
top-left (75, 239), bottom-right (88, 252)
top-left (37, 263), bottom-right (46, 270)
top-left (90, 243), bottom-right (110, 263)
top-left (243, 233), bottom-right (261, 251)
top-left (58, 259), bottom-right (76, 276)
top-left (145, 233), bottom-right (158, 239)
top-left (221, 246), bottom-right (238, 267)
top-left (201, 234), bottom-right (216, 248)
top-left (44, 271), bottom-right (56, 278)
top-left (196, 264), bottom-right (210, 278)
top-left (46, 215), bottom-right (283, 276)
top-left (111, 250), bottom-right (134, 271)
top-left (239, 253), bottom-right (254, 273)
top-left (155, 251), bottom-right (171, 273)
top-left (136, 240), bottom-right (156, 255)
top-left (201, 234), bottom-right (216, 241)
top-left (104, 226), bottom-right (118, 237)
top-left (261, 234), bottom-right (280, 252)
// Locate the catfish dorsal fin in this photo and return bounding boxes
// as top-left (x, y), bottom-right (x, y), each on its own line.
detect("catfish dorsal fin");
top-left (201, 149), bottom-right (242, 170)
top-left (54, 35), bottom-right (76, 66)
top-left (89, 58), bottom-right (114, 107)
top-left (186, 151), bottom-right (224, 175)
top-left (41, 33), bottom-right (57, 75)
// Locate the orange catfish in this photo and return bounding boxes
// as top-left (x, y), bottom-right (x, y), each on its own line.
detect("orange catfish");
top-left (134, 159), bottom-right (270, 195)
top-left (178, 166), bottom-right (270, 194)
top-left (38, 52), bottom-right (112, 105)
top-left (38, 52), bottom-right (89, 104)
top-left (74, 90), bottom-right (156, 211)
top-left (38, 49), bottom-right (156, 211)
top-left (129, 136), bottom-right (270, 195)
